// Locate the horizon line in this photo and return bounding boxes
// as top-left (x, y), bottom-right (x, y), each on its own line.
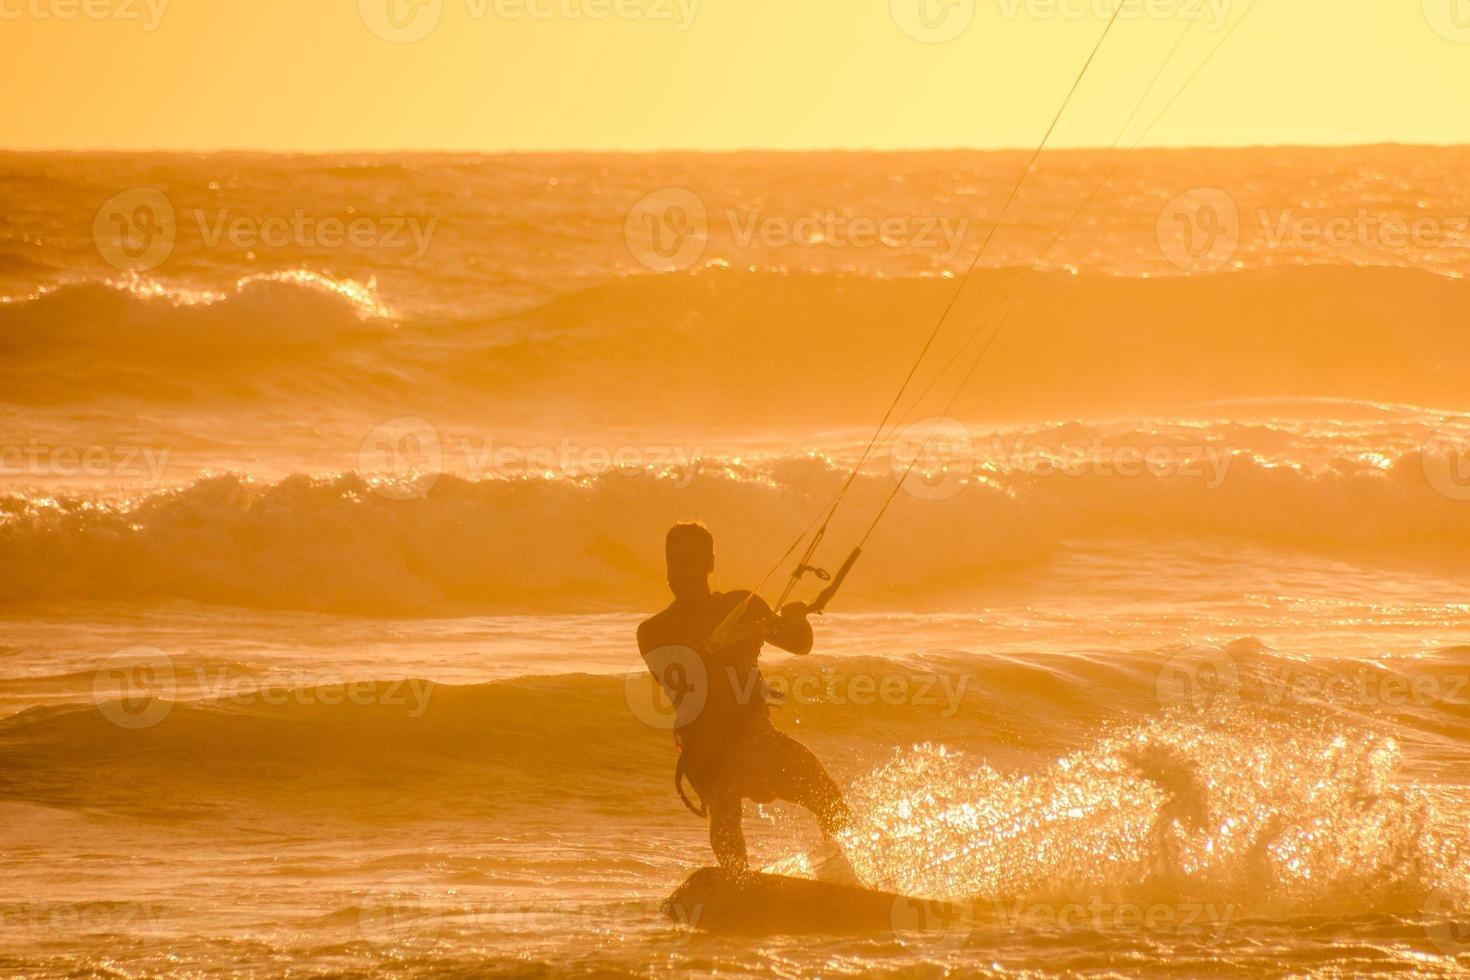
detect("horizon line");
top-left (3, 140), bottom-right (1468, 157)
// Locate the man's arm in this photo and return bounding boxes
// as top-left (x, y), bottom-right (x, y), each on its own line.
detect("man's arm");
top-left (765, 601), bottom-right (814, 656)
top-left (709, 593), bottom-right (812, 655)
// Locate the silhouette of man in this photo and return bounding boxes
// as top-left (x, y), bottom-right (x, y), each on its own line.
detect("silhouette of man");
top-left (638, 522), bottom-right (852, 872)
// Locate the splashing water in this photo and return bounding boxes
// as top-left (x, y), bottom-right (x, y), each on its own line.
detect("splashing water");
top-left (840, 712), bottom-right (1468, 921)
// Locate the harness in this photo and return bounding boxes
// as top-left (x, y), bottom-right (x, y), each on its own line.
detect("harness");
top-left (666, 561), bottom-right (870, 820)
top-left (672, 736), bottom-right (707, 817)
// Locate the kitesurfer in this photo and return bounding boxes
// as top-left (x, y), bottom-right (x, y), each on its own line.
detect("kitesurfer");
top-left (638, 522), bottom-right (853, 871)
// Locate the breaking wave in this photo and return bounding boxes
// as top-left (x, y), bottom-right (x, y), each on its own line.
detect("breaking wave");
top-left (1, 438), bottom-right (1467, 613)
top-left (0, 271), bottom-right (392, 352)
top-left (1, 266), bottom-right (1466, 418)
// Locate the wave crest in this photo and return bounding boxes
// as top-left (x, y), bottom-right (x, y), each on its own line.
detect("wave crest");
top-left (0, 270), bottom-right (391, 355)
top-left (2, 432), bottom-right (1468, 614)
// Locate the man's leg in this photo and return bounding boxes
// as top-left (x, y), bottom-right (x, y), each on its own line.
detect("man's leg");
top-left (706, 785), bottom-right (749, 871)
top-left (764, 730), bottom-right (851, 839)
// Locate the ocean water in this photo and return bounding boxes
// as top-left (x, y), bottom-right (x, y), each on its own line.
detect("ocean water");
top-left (1, 148), bottom-right (1468, 976)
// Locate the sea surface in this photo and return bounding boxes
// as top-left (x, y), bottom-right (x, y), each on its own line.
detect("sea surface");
top-left (1, 148), bottom-right (1468, 976)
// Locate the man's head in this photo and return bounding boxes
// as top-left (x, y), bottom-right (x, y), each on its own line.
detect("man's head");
top-left (665, 522), bottom-right (714, 600)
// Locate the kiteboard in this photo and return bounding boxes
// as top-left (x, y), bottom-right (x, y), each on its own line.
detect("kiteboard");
top-left (663, 867), bottom-right (969, 936)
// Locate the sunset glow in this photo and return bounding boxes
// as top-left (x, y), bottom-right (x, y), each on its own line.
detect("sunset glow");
top-left (3, 0), bottom-right (1470, 150)
top-left (2, 1), bottom-right (1468, 975)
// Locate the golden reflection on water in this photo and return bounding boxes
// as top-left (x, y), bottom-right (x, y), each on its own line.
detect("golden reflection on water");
top-left (839, 712), bottom-right (1466, 921)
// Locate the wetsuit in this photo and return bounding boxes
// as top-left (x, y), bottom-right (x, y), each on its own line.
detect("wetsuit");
top-left (638, 590), bottom-right (849, 868)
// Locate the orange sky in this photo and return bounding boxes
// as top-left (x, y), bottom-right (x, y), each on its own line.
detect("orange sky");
top-left (2, 0), bottom-right (1468, 151)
